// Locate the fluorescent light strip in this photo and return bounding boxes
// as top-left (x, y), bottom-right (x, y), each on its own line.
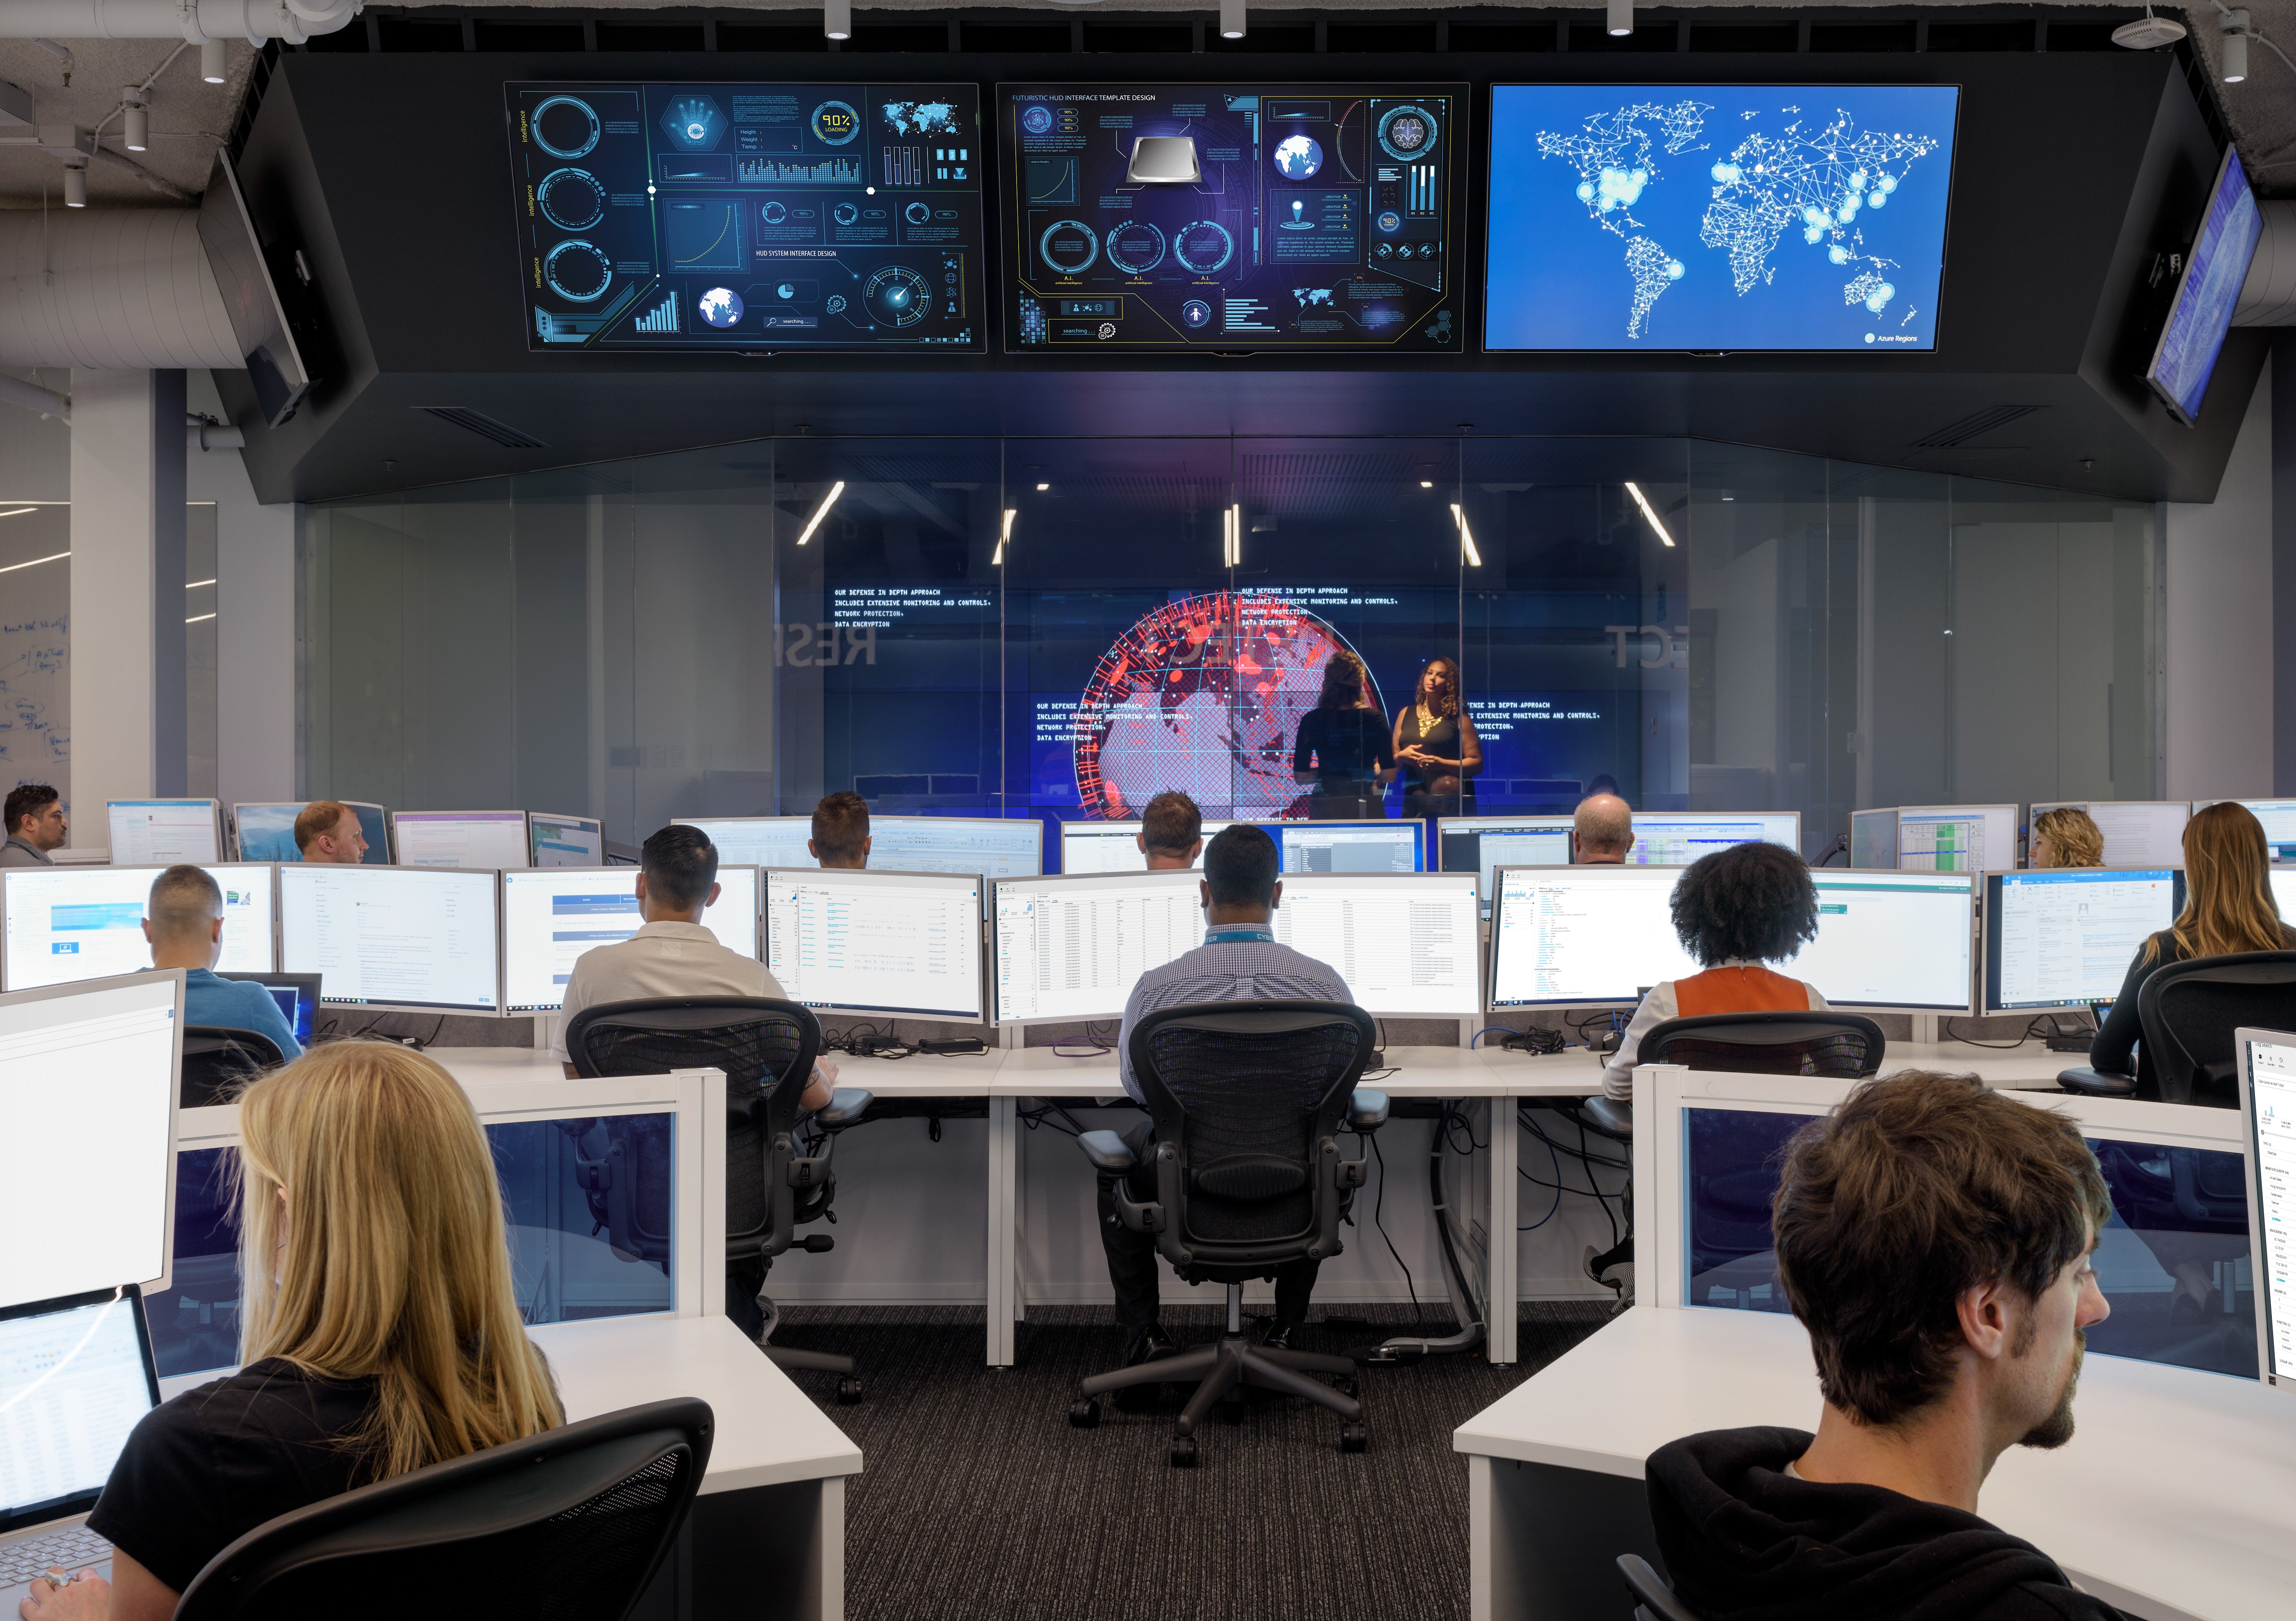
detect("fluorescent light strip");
top-left (185, 612), bottom-right (215, 624)
top-left (794, 480), bottom-right (845, 546)
top-left (1449, 503), bottom-right (1483, 567)
top-left (993, 508), bottom-right (1015, 566)
top-left (0, 507), bottom-right (38, 520)
top-left (1222, 503), bottom-right (1241, 568)
top-left (0, 550), bottom-right (67, 575)
top-left (1624, 481), bottom-right (1677, 547)
top-left (185, 578), bottom-right (216, 589)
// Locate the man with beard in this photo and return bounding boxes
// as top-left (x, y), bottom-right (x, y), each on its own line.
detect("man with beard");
top-left (1646, 1071), bottom-right (2124, 1621)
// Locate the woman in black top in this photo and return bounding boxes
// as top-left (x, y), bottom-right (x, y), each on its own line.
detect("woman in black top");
top-left (1292, 651), bottom-right (1396, 814)
top-left (30, 1044), bottom-right (565, 1620)
top-left (1391, 654), bottom-right (1483, 817)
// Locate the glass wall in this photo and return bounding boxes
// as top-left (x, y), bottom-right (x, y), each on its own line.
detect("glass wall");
top-left (304, 436), bottom-right (2160, 859)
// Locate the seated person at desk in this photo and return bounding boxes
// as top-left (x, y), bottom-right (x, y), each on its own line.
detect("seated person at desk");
top-left (1574, 792), bottom-right (1632, 864)
top-left (0, 782), bottom-right (65, 866)
top-left (1100, 825), bottom-right (1352, 1396)
top-left (1647, 1071), bottom-right (2121, 1621)
top-left (1292, 651), bottom-right (1395, 813)
top-left (142, 865), bottom-right (301, 1060)
top-left (1604, 841), bottom-right (1827, 1101)
top-left (292, 800), bottom-right (367, 865)
top-left (1137, 790), bottom-right (1204, 871)
top-left (2029, 807), bottom-right (2103, 870)
top-left (29, 1044), bottom-right (565, 1621)
top-left (809, 790), bottom-right (870, 869)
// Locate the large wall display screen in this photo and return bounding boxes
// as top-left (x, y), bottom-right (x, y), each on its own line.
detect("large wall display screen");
top-left (507, 82), bottom-right (984, 351)
top-left (1002, 83), bottom-right (1464, 351)
top-left (1484, 84), bottom-right (1958, 352)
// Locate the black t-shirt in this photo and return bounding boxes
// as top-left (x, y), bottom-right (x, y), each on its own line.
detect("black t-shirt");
top-left (87, 1358), bottom-right (379, 1595)
top-left (1292, 707), bottom-right (1394, 790)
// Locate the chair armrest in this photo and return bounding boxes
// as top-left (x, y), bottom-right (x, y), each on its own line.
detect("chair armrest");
top-left (2057, 1067), bottom-right (2138, 1099)
top-left (815, 1088), bottom-right (873, 1127)
top-left (1580, 1095), bottom-right (1633, 1140)
top-left (1077, 1129), bottom-right (1137, 1172)
top-left (1348, 1088), bottom-right (1391, 1131)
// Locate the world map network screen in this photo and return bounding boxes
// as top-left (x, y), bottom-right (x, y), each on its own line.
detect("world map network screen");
top-left (1003, 83), bottom-right (1463, 351)
top-left (1483, 84), bottom-right (1959, 352)
top-left (507, 81), bottom-right (984, 351)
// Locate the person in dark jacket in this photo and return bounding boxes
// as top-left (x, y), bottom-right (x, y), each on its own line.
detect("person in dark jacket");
top-left (1646, 1071), bottom-right (2122, 1621)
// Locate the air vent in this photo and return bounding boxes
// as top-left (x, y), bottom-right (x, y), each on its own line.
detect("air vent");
top-left (415, 407), bottom-right (547, 449)
top-left (1912, 405), bottom-right (2042, 448)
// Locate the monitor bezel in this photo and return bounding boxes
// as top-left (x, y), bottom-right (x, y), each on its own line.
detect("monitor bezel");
top-left (2236, 1027), bottom-right (2296, 1393)
top-left (500, 862), bottom-right (762, 1014)
top-left (1796, 867), bottom-right (1977, 1016)
top-left (279, 864), bottom-right (507, 1016)
top-left (388, 809), bottom-right (535, 871)
top-left (1980, 863), bottom-right (2190, 1016)
top-left (0, 1281), bottom-right (161, 1533)
top-left (1890, 802), bottom-right (2021, 872)
top-left (765, 865), bottom-right (987, 1024)
top-left (1624, 809), bottom-right (1803, 865)
top-left (1487, 860), bottom-right (1695, 1012)
top-left (988, 867), bottom-right (1206, 1027)
top-left (104, 798), bottom-right (225, 867)
top-left (0, 862), bottom-right (280, 992)
top-left (1274, 869), bottom-right (1484, 1019)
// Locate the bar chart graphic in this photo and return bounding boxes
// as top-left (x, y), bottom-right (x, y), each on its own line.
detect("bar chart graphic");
top-left (884, 146), bottom-right (922, 186)
top-left (737, 154), bottom-right (863, 185)
top-left (633, 293), bottom-right (678, 333)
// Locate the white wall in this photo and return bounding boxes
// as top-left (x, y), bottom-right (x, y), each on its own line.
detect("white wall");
top-left (2166, 369), bottom-right (2274, 800)
top-left (188, 371), bottom-right (296, 805)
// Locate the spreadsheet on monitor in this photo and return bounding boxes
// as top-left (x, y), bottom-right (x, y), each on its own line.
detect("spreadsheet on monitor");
top-left (1436, 816), bottom-right (1573, 916)
top-left (1985, 868), bottom-right (2183, 1013)
top-left (1058, 820), bottom-right (1235, 875)
top-left (1488, 865), bottom-right (1698, 1008)
top-left (765, 868), bottom-right (984, 1021)
top-left (1266, 820), bottom-right (1423, 874)
top-left (992, 870), bottom-right (1205, 1023)
top-left (676, 817), bottom-right (816, 871)
top-left (502, 866), bottom-right (758, 1013)
top-left (2241, 1035), bottom-right (2296, 1389)
top-left (1625, 813), bottom-right (1799, 866)
top-left (1896, 805), bottom-right (2018, 873)
top-left (1270, 873), bottom-right (1480, 1017)
top-left (107, 800), bottom-right (221, 865)
top-left (3, 865), bottom-right (275, 991)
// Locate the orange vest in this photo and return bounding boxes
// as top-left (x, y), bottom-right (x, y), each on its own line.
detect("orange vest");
top-left (1674, 965), bottom-right (1812, 1017)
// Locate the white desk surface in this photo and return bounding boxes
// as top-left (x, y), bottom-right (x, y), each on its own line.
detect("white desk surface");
top-left (428, 1044), bottom-right (1004, 1099)
top-left (1453, 1306), bottom-right (2295, 1621)
top-left (530, 1315), bottom-right (863, 1495)
top-left (995, 1042), bottom-right (1601, 1099)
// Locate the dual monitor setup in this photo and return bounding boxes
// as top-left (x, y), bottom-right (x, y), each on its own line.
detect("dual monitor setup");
top-left (107, 800), bottom-right (606, 870)
top-left (1850, 798), bottom-right (2296, 871)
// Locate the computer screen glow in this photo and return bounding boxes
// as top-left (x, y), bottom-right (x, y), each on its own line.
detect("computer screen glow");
top-left (1489, 865), bottom-right (1700, 1008)
top-left (106, 800), bottom-right (220, 866)
top-left (530, 813), bottom-right (604, 867)
top-left (765, 868), bottom-right (983, 1021)
top-left (502, 867), bottom-right (759, 1013)
top-left (1271, 873), bottom-right (1480, 1017)
top-left (1265, 820), bottom-right (1423, 874)
top-left (2223, 800), bottom-right (2296, 864)
top-left (1895, 805), bottom-right (2017, 873)
top-left (992, 871), bottom-right (1205, 1024)
top-left (1435, 815), bottom-right (1573, 917)
top-left (2148, 145), bottom-right (2263, 427)
top-left (1986, 868), bottom-right (2182, 1013)
top-left (679, 814), bottom-right (1042, 879)
top-left (1789, 871), bottom-right (1973, 1013)
top-left (1626, 812), bottom-right (1799, 866)
top-left (280, 866), bottom-right (501, 1013)
top-left (0, 1295), bottom-right (155, 1515)
top-left (2245, 1036), bottom-right (2296, 1386)
top-left (392, 811), bottom-right (531, 871)
top-left (3, 866), bottom-right (274, 991)
top-left (1058, 819), bottom-right (1236, 875)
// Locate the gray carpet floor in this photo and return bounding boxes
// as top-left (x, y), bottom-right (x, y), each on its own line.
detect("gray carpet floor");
top-left (769, 1302), bottom-right (1613, 1621)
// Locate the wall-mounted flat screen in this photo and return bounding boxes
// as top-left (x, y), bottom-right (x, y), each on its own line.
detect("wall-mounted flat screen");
top-left (1483, 84), bottom-right (1958, 352)
top-left (508, 82), bottom-right (984, 352)
top-left (1002, 83), bottom-right (1464, 352)
top-left (195, 149), bottom-right (316, 425)
top-left (2147, 145), bottom-right (2263, 428)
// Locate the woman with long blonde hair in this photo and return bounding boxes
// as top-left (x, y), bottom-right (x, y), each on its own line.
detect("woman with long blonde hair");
top-left (1391, 654), bottom-right (1483, 817)
top-left (49, 1043), bottom-right (563, 1621)
top-left (2029, 806), bottom-right (2105, 868)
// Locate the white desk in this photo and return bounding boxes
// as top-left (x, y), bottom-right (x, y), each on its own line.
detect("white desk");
top-left (1453, 1306), bottom-right (2296, 1621)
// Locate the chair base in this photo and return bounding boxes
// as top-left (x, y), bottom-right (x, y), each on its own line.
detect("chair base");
top-left (755, 1290), bottom-right (861, 1396)
top-left (1080, 1331), bottom-right (1362, 1439)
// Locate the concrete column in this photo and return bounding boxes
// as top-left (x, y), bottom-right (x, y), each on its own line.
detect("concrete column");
top-left (68, 368), bottom-right (188, 844)
top-left (191, 371), bottom-right (295, 807)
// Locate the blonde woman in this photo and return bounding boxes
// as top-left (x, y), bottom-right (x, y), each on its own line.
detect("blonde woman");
top-left (1391, 654), bottom-right (1483, 816)
top-left (2029, 806), bottom-right (2105, 868)
top-left (36, 1044), bottom-right (563, 1621)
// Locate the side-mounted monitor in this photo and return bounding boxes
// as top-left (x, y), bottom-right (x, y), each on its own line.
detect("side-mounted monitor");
top-left (196, 149), bottom-right (318, 427)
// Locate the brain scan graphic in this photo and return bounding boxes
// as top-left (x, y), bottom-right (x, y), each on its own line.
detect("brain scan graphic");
top-left (1071, 591), bottom-right (1383, 820)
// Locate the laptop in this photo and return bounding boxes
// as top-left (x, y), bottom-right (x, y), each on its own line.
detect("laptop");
top-left (0, 1286), bottom-right (162, 1605)
top-left (218, 971), bottom-right (321, 1049)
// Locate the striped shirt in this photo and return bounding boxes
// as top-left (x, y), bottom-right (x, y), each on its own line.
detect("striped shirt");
top-left (1116, 928), bottom-right (1354, 1103)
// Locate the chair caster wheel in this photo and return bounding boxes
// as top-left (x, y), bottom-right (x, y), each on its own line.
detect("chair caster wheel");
top-left (1169, 1437), bottom-right (1198, 1467)
top-left (1068, 1398), bottom-right (1100, 1429)
top-left (836, 1377), bottom-right (863, 1405)
top-left (1339, 1422), bottom-right (1368, 1453)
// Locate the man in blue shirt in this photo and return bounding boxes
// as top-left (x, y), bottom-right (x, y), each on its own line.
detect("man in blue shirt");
top-left (1101, 825), bottom-right (1352, 1401)
top-left (142, 865), bottom-right (302, 1060)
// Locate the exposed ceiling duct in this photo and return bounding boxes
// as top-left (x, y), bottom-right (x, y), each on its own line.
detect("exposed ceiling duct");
top-left (0, 2), bottom-right (360, 47)
top-left (0, 207), bottom-right (239, 368)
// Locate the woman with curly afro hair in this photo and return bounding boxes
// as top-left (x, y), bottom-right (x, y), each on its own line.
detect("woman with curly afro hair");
top-left (1602, 840), bottom-right (1828, 1102)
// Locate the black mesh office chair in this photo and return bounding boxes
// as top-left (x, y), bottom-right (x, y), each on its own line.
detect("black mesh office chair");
top-left (1617, 1555), bottom-right (1704, 1621)
top-left (2062, 951), bottom-right (2296, 1103)
top-left (172, 1397), bottom-right (712, 1621)
top-left (1067, 1000), bottom-right (1387, 1467)
top-left (566, 997), bottom-right (872, 1399)
top-left (180, 1028), bottom-right (286, 1110)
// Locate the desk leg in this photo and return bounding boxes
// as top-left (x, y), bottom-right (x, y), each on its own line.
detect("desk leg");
top-left (808, 1476), bottom-right (845, 1621)
top-left (987, 1096), bottom-right (1017, 1368)
top-left (1488, 1099), bottom-right (1517, 1366)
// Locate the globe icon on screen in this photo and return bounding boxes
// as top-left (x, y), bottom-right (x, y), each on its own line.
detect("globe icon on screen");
top-left (1273, 134), bottom-right (1323, 181)
top-left (697, 287), bottom-right (744, 329)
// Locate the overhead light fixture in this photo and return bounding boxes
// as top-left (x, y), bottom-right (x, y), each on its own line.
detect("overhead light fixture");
top-left (1607, 0), bottom-right (1633, 36)
top-left (1035, 481), bottom-right (1049, 491)
top-left (1223, 504), bottom-right (1241, 567)
top-left (2112, 5), bottom-right (2187, 48)
top-left (2222, 9), bottom-right (2251, 81)
top-left (994, 508), bottom-right (1015, 566)
top-left (794, 480), bottom-right (845, 545)
top-left (1623, 481), bottom-right (1676, 547)
top-left (200, 39), bottom-right (227, 83)
top-left (185, 577), bottom-right (216, 589)
top-left (0, 507), bottom-right (38, 520)
top-left (122, 91), bottom-right (149, 152)
top-left (1419, 480), bottom-right (1433, 489)
top-left (1220, 0), bottom-right (1246, 40)
top-left (824, 0), bottom-right (851, 40)
top-left (0, 550), bottom-right (69, 575)
top-left (62, 159), bottom-right (85, 209)
top-left (185, 612), bottom-right (215, 625)
top-left (1449, 504), bottom-right (1483, 567)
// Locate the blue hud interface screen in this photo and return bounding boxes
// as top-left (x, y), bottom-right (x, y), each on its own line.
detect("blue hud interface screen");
top-left (508, 82), bottom-right (984, 351)
top-left (1003, 83), bottom-right (1463, 352)
top-left (1484, 84), bottom-right (1958, 352)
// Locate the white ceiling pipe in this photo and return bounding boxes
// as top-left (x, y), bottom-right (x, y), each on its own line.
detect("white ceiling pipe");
top-left (0, 1), bottom-right (360, 46)
top-left (0, 208), bottom-right (240, 368)
top-left (0, 374), bottom-right (69, 420)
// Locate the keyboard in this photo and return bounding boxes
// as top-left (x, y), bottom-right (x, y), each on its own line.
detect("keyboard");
top-left (0, 1524), bottom-right (111, 1586)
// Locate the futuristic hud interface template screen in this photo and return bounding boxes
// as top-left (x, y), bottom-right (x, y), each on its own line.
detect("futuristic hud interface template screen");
top-left (1002, 83), bottom-right (1464, 352)
top-left (508, 81), bottom-right (984, 351)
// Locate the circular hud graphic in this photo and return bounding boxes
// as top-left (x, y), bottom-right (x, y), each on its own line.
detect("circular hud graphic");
top-left (1072, 591), bottom-right (1382, 821)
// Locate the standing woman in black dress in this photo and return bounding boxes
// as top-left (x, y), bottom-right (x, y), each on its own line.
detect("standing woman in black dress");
top-left (1292, 650), bottom-right (1397, 818)
top-left (1391, 654), bottom-right (1483, 818)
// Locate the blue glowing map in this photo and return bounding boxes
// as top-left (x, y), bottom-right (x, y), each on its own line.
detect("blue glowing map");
top-left (1484, 84), bottom-right (1958, 351)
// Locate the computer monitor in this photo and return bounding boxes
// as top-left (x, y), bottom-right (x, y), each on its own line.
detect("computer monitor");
top-left (1488, 865), bottom-right (1700, 1010)
top-left (765, 868), bottom-right (984, 1022)
top-left (674, 815), bottom-right (817, 871)
top-left (529, 812), bottom-right (604, 867)
top-left (1272, 872), bottom-right (1481, 1018)
top-left (1791, 870), bottom-right (1975, 1015)
top-left (501, 865), bottom-right (760, 1014)
top-left (218, 970), bottom-right (321, 1048)
top-left (1058, 819), bottom-right (1237, 875)
top-left (1624, 812), bottom-right (1800, 866)
top-left (2031, 801), bottom-right (2190, 867)
top-left (991, 870), bottom-right (1205, 1025)
top-left (2211, 800), bottom-right (2296, 863)
top-left (280, 865), bottom-right (503, 1015)
top-left (1436, 814), bottom-right (1573, 916)
top-left (1982, 867), bottom-right (2187, 1015)
top-left (2, 865), bottom-right (276, 991)
top-left (1848, 808), bottom-right (1898, 869)
top-left (2239, 1028), bottom-right (2296, 1393)
top-left (106, 800), bottom-right (222, 865)
top-left (232, 801), bottom-right (392, 864)
top-left (1895, 804), bottom-right (2019, 873)
top-left (1257, 819), bottom-right (1424, 874)
top-left (0, 971), bottom-right (184, 1309)
top-left (391, 809), bottom-right (533, 870)
top-left (677, 813), bottom-right (1044, 878)
top-left (0, 1286), bottom-right (162, 1528)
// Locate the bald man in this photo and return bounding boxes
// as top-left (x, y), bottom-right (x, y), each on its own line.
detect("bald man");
top-left (1574, 793), bottom-right (1632, 864)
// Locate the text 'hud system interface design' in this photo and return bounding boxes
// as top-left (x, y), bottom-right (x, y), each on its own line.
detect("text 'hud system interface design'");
top-left (1004, 83), bottom-right (1462, 350)
top-left (510, 81), bottom-right (983, 350)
